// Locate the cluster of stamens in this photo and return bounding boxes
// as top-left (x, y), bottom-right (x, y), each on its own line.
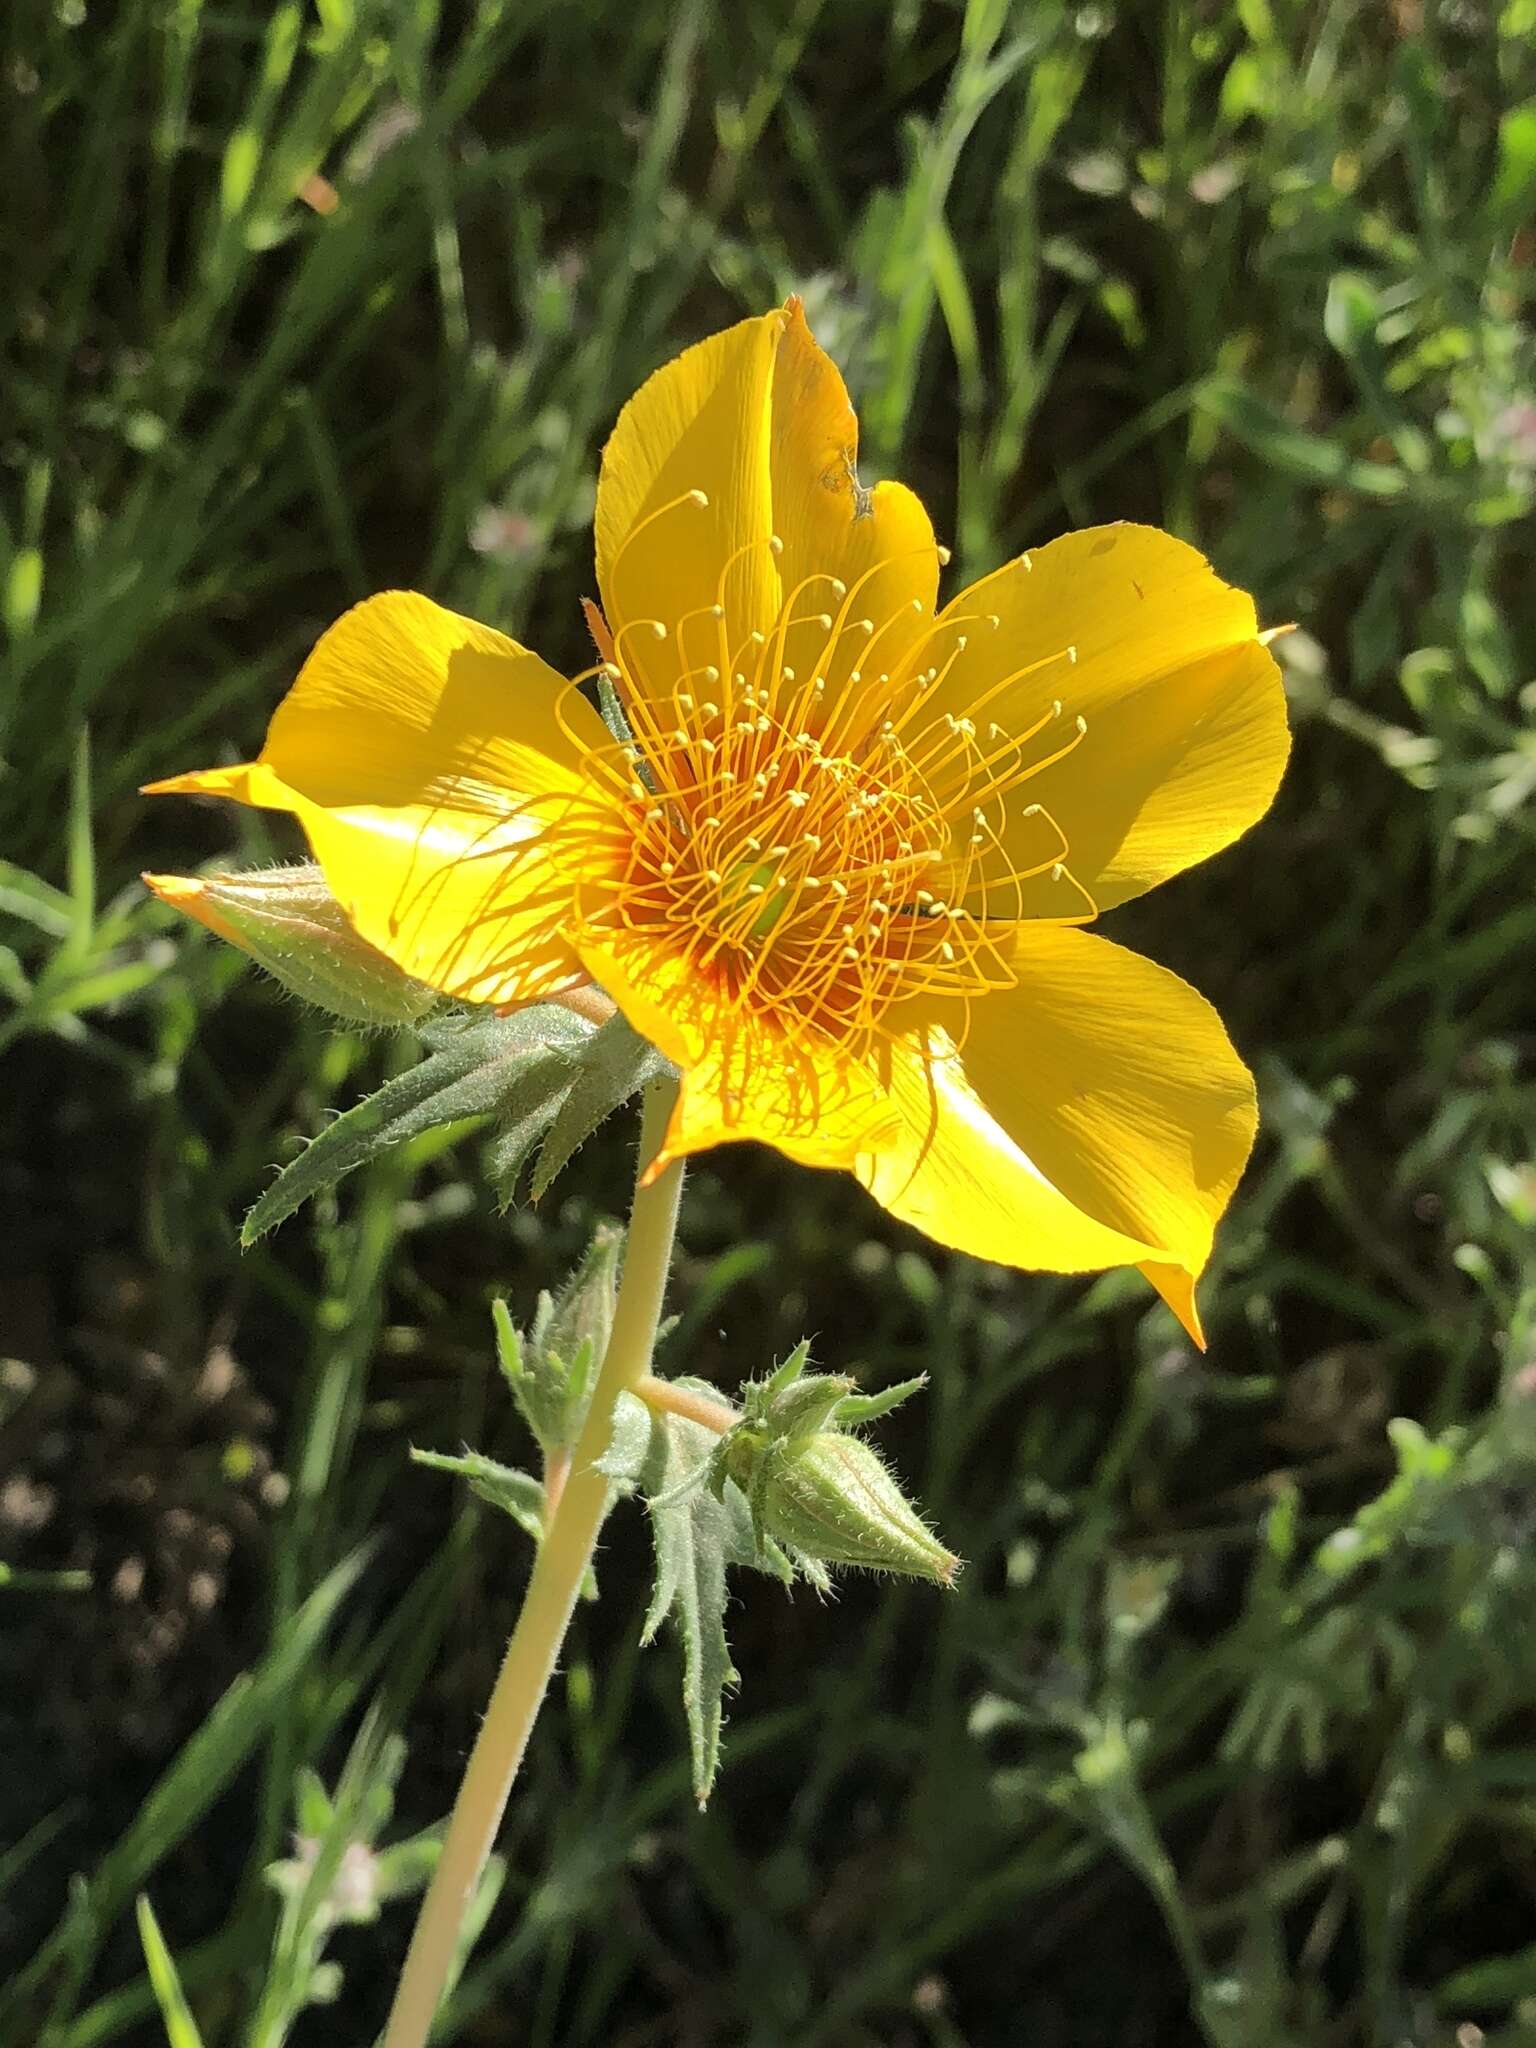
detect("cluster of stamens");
top-left (551, 491), bottom-right (1092, 1060)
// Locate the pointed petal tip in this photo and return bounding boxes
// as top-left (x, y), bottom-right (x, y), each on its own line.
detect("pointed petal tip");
top-left (141, 871), bottom-right (204, 905)
top-left (140, 763), bottom-right (260, 800)
top-left (1142, 1260), bottom-right (1208, 1350)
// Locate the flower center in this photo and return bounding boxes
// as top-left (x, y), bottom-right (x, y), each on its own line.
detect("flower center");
top-left (567, 499), bottom-right (1091, 1054)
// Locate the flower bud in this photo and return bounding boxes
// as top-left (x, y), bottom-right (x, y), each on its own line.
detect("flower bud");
top-left (144, 865), bottom-right (437, 1027)
top-left (731, 1429), bottom-right (959, 1587)
top-left (499, 1224), bottom-right (624, 1455)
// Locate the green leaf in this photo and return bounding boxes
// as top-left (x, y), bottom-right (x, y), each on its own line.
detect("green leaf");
top-left (530, 1012), bottom-right (671, 1200)
top-left (596, 1388), bottom-right (655, 1491)
top-left (635, 1392), bottom-right (761, 1804)
top-left (409, 1449), bottom-right (547, 1544)
top-left (135, 1896), bottom-right (206, 2048)
top-left (242, 1006), bottom-right (589, 1243)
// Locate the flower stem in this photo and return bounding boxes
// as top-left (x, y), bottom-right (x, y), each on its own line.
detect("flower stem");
top-left (381, 1078), bottom-right (684, 2048)
top-left (636, 1372), bottom-right (738, 1436)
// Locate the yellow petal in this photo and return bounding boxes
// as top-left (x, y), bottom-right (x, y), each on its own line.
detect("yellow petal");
top-left (767, 301), bottom-right (939, 716)
top-left (146, 592), bottom-right (619, 1007)
top-left (913, 525), bottom-right (1288, 910)
top-left (594, 301), bottom-right (940, 725)
top-left (892, 925), bottom-right (1259, 1341)
top-left (595, 311), bottom-right (783, 705)
top-left (574, 919), bottom-right (1217, 1337)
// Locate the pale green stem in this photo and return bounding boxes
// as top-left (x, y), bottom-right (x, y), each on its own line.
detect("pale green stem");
top-left (636, 1371), bottom-right (738, 1436)
top-left (381, 1078), bottom-right (684, 2048)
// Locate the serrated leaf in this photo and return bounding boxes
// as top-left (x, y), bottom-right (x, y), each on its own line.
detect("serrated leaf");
top-left (242, 1006), bottom-right (588, 1242)
top-left (635, 1392), bottom-right (760, 1804)
top-left (135, 1896), bottom-right (206, 2048)
top-left (410, 1448), bottom-right (546, 1544)
top-left (530, 1013), bottom-right (671, 1200)
top-left (484, 1065), bottom-right (580, 1205)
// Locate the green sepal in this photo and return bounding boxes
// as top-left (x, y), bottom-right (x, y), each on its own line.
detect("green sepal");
top-left (718, 1348), bottom-right (958, 1588)
top-left (152, 863), bottom-right (439, 1029)
top-left (832, 1374), bottom-right (929, 1427)
top-left (741, 1431), bottom-right (959, 1587)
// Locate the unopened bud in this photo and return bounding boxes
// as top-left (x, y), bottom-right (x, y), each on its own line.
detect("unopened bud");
top-left (144, 865), bottom-right (437, 1027)
top-left (501, 1223), bottom-right (624, 1455)
top-left (730, 1429), bottom-right (959, 1586)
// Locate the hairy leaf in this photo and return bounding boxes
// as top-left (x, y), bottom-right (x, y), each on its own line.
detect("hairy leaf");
top-left (635, 1384), bottom-right (762, 1804)
top-left (242, 1005), bottom-right (589, 1242)
top-left (409, 1449), bottom-right (547, 1545)
top-left (530, 1013), bottom-right (671, 1200)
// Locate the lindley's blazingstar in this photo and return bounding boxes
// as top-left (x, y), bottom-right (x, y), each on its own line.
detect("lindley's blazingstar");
top-left (147, 299), bottom-right (1289, 1340)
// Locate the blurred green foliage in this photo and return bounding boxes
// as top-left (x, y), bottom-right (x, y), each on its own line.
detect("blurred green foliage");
top-left (3, 0), bottom-right (1536, 2042)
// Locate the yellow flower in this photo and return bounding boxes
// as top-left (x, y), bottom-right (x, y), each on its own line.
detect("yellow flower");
top-left (148, 301), bottom-right (1288, 1344)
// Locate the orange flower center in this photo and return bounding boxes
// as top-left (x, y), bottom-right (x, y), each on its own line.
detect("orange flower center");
top-left (556, 564), bottom-right (1094, 1059)
top-left (540, 498), bottom-right (1092, 1052)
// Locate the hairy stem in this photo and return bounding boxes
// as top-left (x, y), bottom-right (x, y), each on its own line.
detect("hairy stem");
top-left (381, 1078), bottom-right (684, 2048)
top-left (636, 1372), bottom-right (738, 1435)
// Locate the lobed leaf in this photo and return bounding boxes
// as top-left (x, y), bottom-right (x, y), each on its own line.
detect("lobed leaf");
top-left (633, 1388), bottom-right (763, 1803)
top-left (242, 1006), bottom-right (589, 1243)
